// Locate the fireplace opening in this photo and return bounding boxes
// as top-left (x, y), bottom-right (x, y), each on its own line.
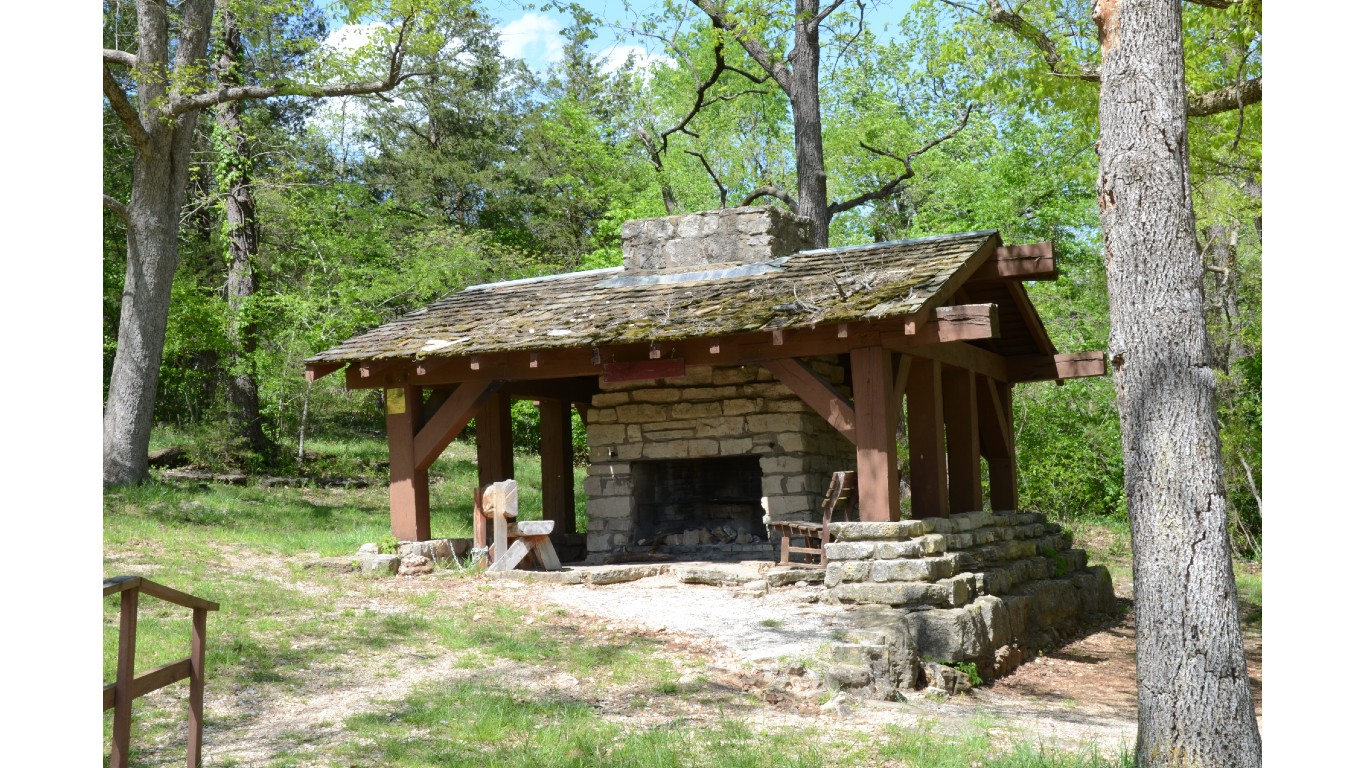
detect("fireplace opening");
top-left (630, 457), bottom-right (767, 547)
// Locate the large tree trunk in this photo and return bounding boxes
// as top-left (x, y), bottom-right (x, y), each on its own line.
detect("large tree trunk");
top-left (1094, 1), bottom-right (1261, 765)
top-left (103, 0), bottom-right (214, 486)
top-left (104, 149), bottom-right (181, 485)
top-left (791, 0), bottom-right (829, 246)
top-left (216, 11), bottom-right (273, 459)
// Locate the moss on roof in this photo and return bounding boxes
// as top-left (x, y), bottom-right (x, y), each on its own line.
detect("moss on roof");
top-left (307, 230), bottom-right (997, 365)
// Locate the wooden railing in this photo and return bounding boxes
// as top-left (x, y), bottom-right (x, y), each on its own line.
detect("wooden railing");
top-left (103, 576), bottom-right (219, 768)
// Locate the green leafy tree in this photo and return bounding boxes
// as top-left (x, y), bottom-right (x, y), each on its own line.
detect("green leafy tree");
top-left (101, 0), bottom-right (472, 485)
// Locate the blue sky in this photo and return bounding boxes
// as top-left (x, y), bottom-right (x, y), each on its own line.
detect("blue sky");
top-left (478, 1), bottom-right (910, 73)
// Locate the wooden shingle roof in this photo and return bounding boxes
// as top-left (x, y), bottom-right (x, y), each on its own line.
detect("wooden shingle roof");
top-left (307, 230), bottom-right (1006, 365)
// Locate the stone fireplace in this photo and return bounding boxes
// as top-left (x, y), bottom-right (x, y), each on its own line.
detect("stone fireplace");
top-left (583, 362), bottom-right (856, 562)
top-left (580, 206), bottom-right (855, 562)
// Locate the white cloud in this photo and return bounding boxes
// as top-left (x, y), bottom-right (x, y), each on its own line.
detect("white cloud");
top-left (323, 22), bottom-right (386, 54)
top-left (497, 13), bottom-right (565, 66)
top-left (597, 44), bottom-right (673, 74)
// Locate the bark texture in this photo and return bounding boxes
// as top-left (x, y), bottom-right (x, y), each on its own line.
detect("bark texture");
top-left (104, 0), bottom-right (216, 486)
top-left (1094, 1), bottom-right (1261, 765)
top-left (790, 0), bottom-right (830, 246)
top-left (215, 11), bottom-right (272, 458)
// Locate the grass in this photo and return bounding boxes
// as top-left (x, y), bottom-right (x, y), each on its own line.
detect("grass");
top-left (104, 430), bottom-right (1141, 768)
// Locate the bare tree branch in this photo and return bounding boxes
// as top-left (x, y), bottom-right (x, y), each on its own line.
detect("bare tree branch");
top-left (741, 185), bottom-right (799, 211)
top-left (686, 150), bottom-right (728, 207)
top-left (983, 0), bottom-right (1100, 81)
top-left (169, 16), bottom-right (420, 115)
top-left (979, 1), bottom-right (1261, 115)
top-left (104, 49), bottom-right (138, 69)
top-left (103, 65), bottom-right (151, 151)
top-left (812, 0), bottom-right (850, 27)
top-left (829, 105), bottom-right (976, 217)
top-left (689, 0), bottom-right (794, 94)
top-left (1188, 77), bottom-right (1261, 117)
top-left (104, 194), bottom-right (129, 219)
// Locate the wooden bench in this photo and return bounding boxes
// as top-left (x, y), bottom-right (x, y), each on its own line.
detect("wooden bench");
top-left (473, 480), bottom-right (562, 572)
top-left (772, 471), bottom-right (858, 568)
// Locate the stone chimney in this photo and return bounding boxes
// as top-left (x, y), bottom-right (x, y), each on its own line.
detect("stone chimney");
top-left (621, 206), bottom-right (814, 272)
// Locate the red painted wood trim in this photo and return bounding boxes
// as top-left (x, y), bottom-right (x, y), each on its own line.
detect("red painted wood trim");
top-left (603, 358), bottom-right (686, 382)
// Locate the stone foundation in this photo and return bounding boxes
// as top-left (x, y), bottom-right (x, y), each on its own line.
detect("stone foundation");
top-left (819, 512), bottom-right (1115, 697)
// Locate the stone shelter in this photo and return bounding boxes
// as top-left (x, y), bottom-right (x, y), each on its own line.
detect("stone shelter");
top-left (304, 206), bottom-right (1106, 563)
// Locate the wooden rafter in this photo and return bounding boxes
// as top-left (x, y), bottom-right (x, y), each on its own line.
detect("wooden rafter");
top-left (413, 377), bottom-right (499, 470)
top-left (1008, 352), bottom-right (1107, 383)
top-left (329, 308), bottom-right (1001, 390)
top-left (1005, 282), bottom-right (1057, 356)
top-left (762, 358), bottom-right (857, 442)
top-left (970, 242), bottom-right (1057, 281)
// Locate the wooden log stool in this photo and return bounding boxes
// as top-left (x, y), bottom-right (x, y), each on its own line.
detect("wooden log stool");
top-left (772, 471), bottom-right (858, 568)
top-left (473, 480), bottom-right (562, 572)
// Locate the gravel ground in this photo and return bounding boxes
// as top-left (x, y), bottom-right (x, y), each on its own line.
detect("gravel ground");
top-left (535, 568), bottom-right (855, 662)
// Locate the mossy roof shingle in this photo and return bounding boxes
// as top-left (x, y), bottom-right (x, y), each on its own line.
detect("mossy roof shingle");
top-left (307, 230), bottom-right (997, 364)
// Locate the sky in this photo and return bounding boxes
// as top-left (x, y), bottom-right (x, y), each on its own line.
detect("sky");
top-left (326, 1), bottom-right (912, 76)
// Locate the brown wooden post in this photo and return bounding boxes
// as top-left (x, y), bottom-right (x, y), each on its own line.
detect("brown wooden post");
top-left (111, 588), bottom-right (139, 768)
top-left (187, 607), bottom-right (207, 768)
top-left (385, 383), bottom-right (430, 541)
top-left (851, 346), bottom-right (900, 522)
top-left (943, 366), bottom-right (982, 513)
top-left (988, 380), bottom-right (1019, 511)
top-left (477, 391), bottom-right (514, 488)
top-left (538, 397), bottom-right (574, 533)
top-left (906, 357), bottom-right (949, 518)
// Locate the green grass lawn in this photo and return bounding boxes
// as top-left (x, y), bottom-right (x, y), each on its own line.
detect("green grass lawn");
top-left (104, 432), bottom-right (1136, 768)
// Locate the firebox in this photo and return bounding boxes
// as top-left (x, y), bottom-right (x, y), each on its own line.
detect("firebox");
top-left (631, 457), bottom-right (765, 545)
top-left (582, 362), bottom-right (856, 562)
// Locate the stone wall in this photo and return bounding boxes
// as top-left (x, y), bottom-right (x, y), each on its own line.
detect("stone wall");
top-left (820, 512), bottom-right (1115, 696)
top-left (583, 361), bottom-right (854, 562)
top-left (621, 206), bottom-right (815, 272)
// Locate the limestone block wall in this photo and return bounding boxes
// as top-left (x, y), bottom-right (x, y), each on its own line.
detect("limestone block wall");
top-left (621, 206), bottom-right (814, 272)
top-left (583, 362), bottom-right (854, 561)
top-left (820, 512), bottom-right (1115, 695)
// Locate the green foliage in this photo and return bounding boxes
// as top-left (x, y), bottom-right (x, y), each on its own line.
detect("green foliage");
top-left (952, 661), bottom-right (983, 686)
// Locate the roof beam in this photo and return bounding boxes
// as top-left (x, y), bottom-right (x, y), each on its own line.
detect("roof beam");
top-left (1005, 282), bottom-right (1057, 356)
top-left (340, 308), bottom-right (999, 390)
top-left (762, 358), bottom-right (857, 443)
top-left (413, 377), bottom-right (500, 470)
top-left (970, 242), bottom-right (1057, 281)
top-left (898, 341), bottom-right (1009, 382)
top-left (918, 304), bottom-right (999, 344)
top-left (304, 361), bottom-right (343, 382)
top-left (1007, 352), bottom-right (1108, 383)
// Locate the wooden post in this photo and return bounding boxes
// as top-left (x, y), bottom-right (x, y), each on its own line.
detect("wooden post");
top-left (385, 384), bottom-right (430, 541)
top-left (187, 607), bottom-right (207, 768)
top-left (476, 391), bottom-right (514, 488)
top-left (111, 588), bottom-right (139, 768)
top-left (943, 366), bottom-right (982, 513)
top-left (906, 357), bottom-right (949, 518)
top-left (982, 379), bottom-right (1019, 511)
top-left (538, 398), bottom-right (574, 534)
top-left (851, 346), bottom-right (899, 522)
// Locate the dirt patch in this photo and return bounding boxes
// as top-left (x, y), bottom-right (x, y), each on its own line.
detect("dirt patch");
top-left (118, 552), bottom-right (1261, 765)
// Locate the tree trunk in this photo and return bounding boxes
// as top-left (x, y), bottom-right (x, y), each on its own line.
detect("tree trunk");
top-left (216, 11), bottom-right (272, 459)
top-left (103, 0), bottom-right (215, 486)
top-left (1094, 1), bottom-right (1260, 765)
top-left (104, 147), bottom-right (182, 485)
top-left (791, 0), bottom-right (829, 247)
